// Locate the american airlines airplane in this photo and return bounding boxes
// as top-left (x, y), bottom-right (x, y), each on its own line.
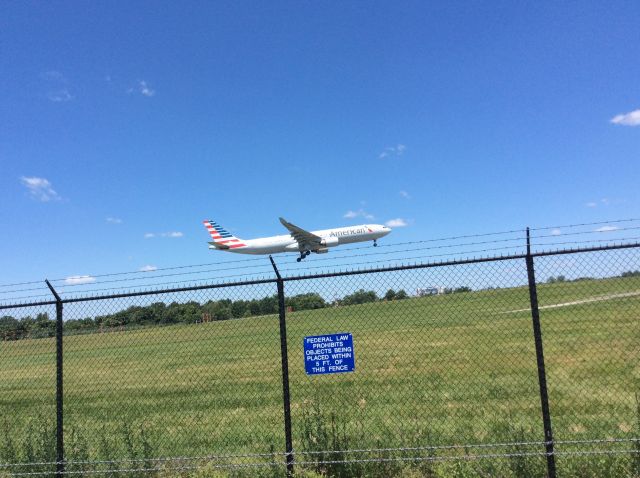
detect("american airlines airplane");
top-left (204, 218), bottom-right (392, 262)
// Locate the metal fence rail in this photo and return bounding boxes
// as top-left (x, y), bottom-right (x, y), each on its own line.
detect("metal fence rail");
top-left (1, 241), bottom-right (639, 478)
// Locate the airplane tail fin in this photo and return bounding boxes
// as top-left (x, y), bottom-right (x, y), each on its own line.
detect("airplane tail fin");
top-left (203, 220), bottom-right (246, 249)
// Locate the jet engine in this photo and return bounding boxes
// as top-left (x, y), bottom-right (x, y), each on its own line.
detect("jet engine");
top-left (320, 237), bottom-right (339, 247)
top-left (314, 247), bottom-right (329, 254)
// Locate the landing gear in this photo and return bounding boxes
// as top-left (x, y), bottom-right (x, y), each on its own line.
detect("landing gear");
top-left (296, 250), bottom-right (311, 262)
top-left (373, 239), bottom-right (378, 247)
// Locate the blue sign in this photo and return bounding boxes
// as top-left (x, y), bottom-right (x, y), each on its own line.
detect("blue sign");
top-left (304, 332), bottom-right (355, 375)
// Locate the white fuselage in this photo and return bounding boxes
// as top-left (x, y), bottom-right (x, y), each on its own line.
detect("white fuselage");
top-left (210, 224), bottom-right (391, 254)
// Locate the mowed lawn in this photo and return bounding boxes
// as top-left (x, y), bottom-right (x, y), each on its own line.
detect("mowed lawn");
top-left (1, 275), bottom-right (638, 473)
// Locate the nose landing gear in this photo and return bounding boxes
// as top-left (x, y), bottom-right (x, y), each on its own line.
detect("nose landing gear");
top-left (373, 239), bottom-right (378, 247)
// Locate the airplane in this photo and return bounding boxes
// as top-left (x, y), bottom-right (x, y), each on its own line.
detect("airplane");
top-left (204, 217), bottom-right (392, 262)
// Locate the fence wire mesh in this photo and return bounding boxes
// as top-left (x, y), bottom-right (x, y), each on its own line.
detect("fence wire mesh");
top-left (284, 260), bottom-right (551, 477)
top-left (0, 244), bottom-right (639, 477)
top-left (533, 248), bottom-right (640, 477)
top-left (0, 304), bottom-right (57, 476)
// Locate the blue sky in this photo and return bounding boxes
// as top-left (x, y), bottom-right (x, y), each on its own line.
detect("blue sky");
top-left (1, 1), bottom-right (639, 291)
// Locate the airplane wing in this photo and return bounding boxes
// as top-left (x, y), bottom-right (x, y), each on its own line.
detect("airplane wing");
top-left (279, 217), bottom-right (322, 249)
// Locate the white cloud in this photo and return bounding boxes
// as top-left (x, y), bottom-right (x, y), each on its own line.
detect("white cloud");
top-left (145, 231), bottom-right (183, 238)
top-left (20, 176), bottom-right (61, 202)
top-left (595, 226), bottom-right (618, 232)
top-left (48, 89), bottom-right (73, 102)
top-left (610, 109), bottom-right (640, 126)
top-left (138, 80), bottom-right (155, 97)
top-left (379, 144), bottom-right (407, 159)
top-left (106, 217), bottom-right (122, 224)
top-left (41, 71), bottom-right (73, 102)
top-left (139, 265), bottom-right (158, 272)
top-left (386, 218), bottom-right (408, 228)
top-left (399, 190), bottom-right (410, 199)
top-left (551, 229), bottom-right (562, 236)
top-left (343, 209), bottom-right (374, 220)
top-left (586, 198), bottom-right (615, 208)
top-left (65, 275), bottom-right (96, 285)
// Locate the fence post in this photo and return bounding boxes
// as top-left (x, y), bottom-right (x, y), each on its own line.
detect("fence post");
top-left (45, 280), bottom-right (65, 478)
top-left (269, 256), bottom-right (294, 476)
top-left (524, 229), bottom-right (556, 478)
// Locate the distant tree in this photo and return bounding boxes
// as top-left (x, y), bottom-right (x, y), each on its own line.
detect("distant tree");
top-left (0, 315), bottom-right (19, 340)
top-left (248, 300), bottom-right (262, 316)
top-left (211, 302), bottom-right (232, 321)
top-left (148, 302), bottom-right (167, 323)
top-left (203, 301), bottom-right (222, 321)
top-left (64, 317), bottom-right (96, 333)
top-left (259, 295), bottom-right (278, 315)
top-left (454, 286), bottom-right (472, 293)
top-left (287, 293), bottom-right (326, 311)
top-left (341, 289), bottom-right (378, 306)
top-left (231, 300), bottom-right (247, 318)
top-left (162, 303), bottom-right (183, 324)
top-left (31, 312), bottom-right (55, 337)
top-left (444, 286), bottom-right (472, 294)
top-left (384, 289), bottom-right (396, 301)
top-left (179, 301), bottom-right (203, 323)
top-left (395, 290), bottom-right (408, 300)
top-left (621, 270), bottom-right (640, 278)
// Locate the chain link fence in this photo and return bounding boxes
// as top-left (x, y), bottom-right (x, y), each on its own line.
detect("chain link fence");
top-left (1, 243), bottom-right (639, 477)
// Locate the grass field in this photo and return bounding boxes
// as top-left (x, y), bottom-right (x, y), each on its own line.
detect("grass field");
top-left (1, 271), bottom-right (639, 477)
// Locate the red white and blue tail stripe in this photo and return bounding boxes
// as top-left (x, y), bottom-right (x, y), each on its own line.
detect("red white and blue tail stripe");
top-left (203, 220), bottom-right (246, 249)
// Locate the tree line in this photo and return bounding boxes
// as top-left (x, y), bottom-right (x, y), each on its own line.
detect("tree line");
top-left (0, 288), bottom-right (409, 341)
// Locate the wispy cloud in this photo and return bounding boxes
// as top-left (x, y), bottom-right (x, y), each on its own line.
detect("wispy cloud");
top-left (595, 226), bottom-right (618, 232)
top-left (144, 231), bottom-right (183, 238)
top-left (344, 209), bottom-right (374, 220)
top-left (48, 90), bottom-right (73, 102)
top-left (379, 144), bottom-right (406, 159)
top-left (610, 109), bottom-right (640, 126)
top-left (42, 70), bottom-right (73, 102)
top-left (399, 190), bottom-right (410, 199)
top-left (551, 229), bottom-right (562, 236)
top-left (65, 275), bottom-right (96, 285)
top-left (20, 176), bottom-right (61, 202)
top-left (129, 80), bottom-right (155, 97)
top-left (139, 265), bottom-right (158, 272)
top-left (586, 198), bottom-right (615, 208)
top-left (386, 218), bottom-right (408, 228)
top-left (106, 217), bottom-right (122, 224)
